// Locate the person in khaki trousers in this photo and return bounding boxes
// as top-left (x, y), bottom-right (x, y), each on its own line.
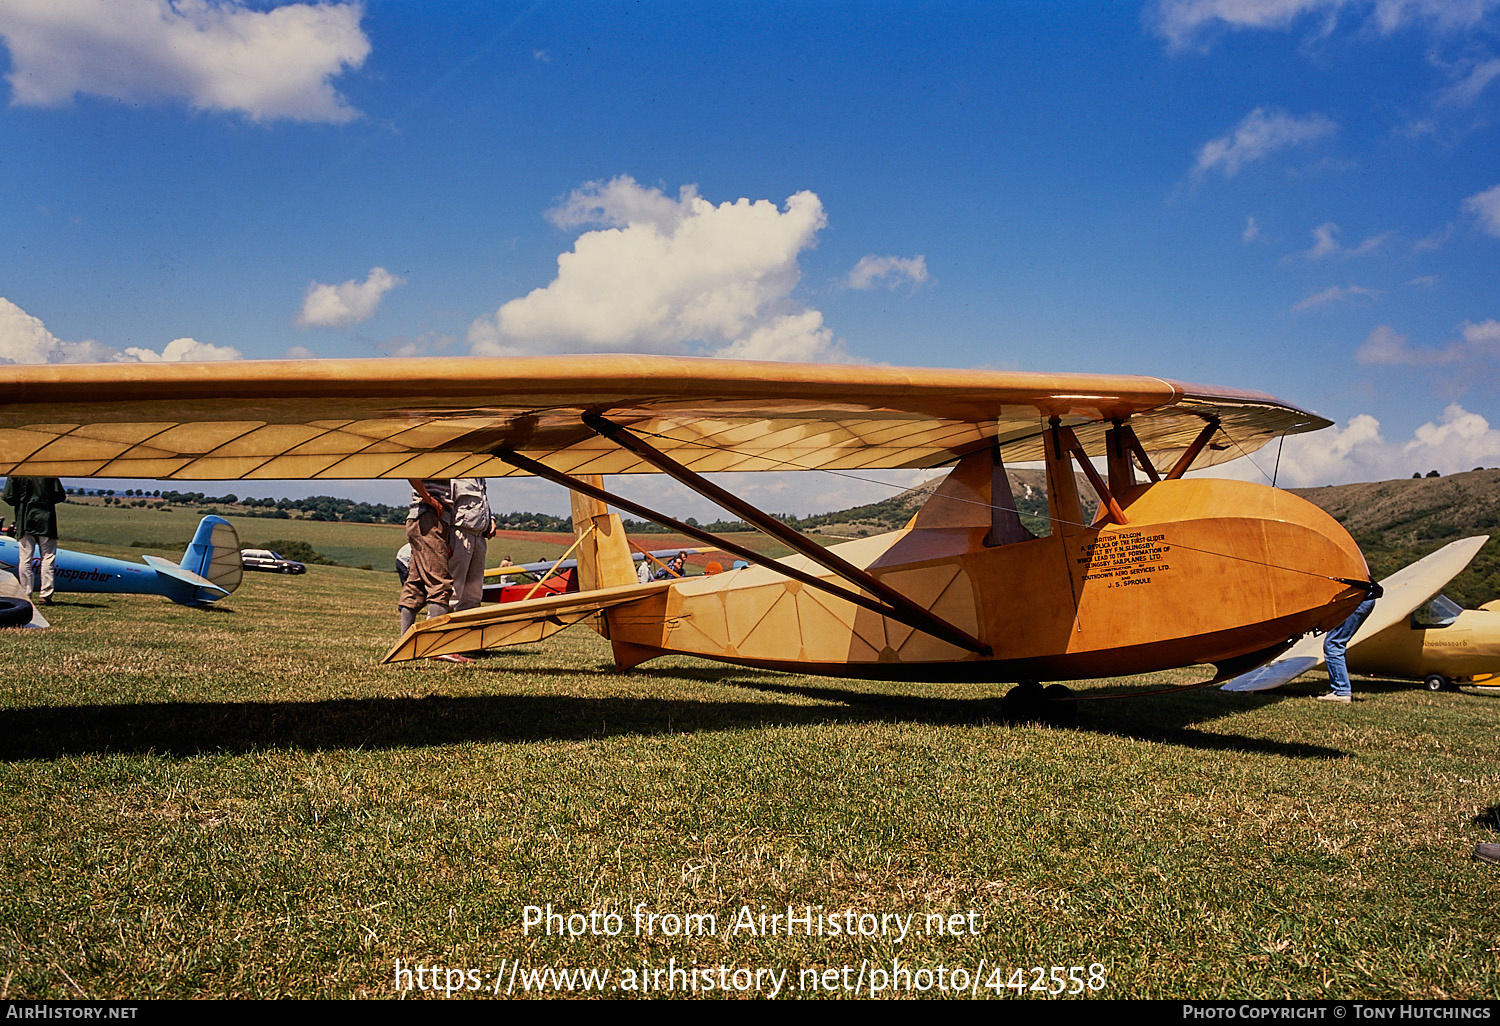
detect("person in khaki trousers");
top-left (3, 476), bottom-right (66, 605)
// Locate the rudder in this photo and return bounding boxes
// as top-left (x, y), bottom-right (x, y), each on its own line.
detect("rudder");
top-left (179, 515), bottom-right (244, 599)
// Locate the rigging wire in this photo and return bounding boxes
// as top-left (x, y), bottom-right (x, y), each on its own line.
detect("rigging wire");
top-left (615, 418), bottom-right (1360, 586)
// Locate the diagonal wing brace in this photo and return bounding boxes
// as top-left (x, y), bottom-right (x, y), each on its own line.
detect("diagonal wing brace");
top-left (491, 426), bottom-right (991, 656)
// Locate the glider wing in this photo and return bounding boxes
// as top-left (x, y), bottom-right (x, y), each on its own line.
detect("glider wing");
top-left (1, 355), bottom-right (1329, 481)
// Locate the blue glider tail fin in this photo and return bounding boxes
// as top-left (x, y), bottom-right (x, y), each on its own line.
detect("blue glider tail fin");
top-left (147, 515), bottom-right (243, 605)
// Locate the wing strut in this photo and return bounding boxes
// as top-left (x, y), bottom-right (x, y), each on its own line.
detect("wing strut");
top-left (1050, 420), bottom-right (1128, 526)
top-left (1112, 422), bottom-right (1161, 484)
top-left (490, 441), bottom-right (991, 656)
top-left (1164, 418), bottom-right (1221, 480)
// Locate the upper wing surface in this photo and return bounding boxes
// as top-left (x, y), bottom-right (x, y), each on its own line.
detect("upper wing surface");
top-left (0, 355), bottom-right (1329, 481)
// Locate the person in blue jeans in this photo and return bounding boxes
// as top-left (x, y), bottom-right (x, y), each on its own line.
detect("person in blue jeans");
top-left (1320, 582), bottom-right (1383, 703)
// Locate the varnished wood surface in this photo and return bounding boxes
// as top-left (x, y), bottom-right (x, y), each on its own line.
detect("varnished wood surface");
top-left (2, 355), bottom-right (1329, 480)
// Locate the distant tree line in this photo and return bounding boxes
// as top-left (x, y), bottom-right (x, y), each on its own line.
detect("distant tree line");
top-left (60, 487), bottom-right (583, 531)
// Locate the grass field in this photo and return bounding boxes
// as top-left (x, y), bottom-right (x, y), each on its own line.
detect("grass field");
top-left (35, 499), bottom-right (793, 573)
top-left (2, 512), bottom-right (1498, 1000)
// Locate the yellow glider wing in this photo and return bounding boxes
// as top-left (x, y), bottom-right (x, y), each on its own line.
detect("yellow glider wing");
top-left (0, 354), bottom-right (1328, 480)
top-left (385, 579), bottom-right (676, 662)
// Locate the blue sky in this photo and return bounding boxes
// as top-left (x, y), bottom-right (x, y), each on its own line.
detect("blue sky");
top-left (2, 0), bottom-right (1499, 516)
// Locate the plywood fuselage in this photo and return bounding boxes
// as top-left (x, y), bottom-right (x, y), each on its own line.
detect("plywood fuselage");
top-left (599, 477), bottom-right (1369, 683)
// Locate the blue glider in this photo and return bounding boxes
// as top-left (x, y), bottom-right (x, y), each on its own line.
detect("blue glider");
top-left (0, 515), bottom-right (244, 608)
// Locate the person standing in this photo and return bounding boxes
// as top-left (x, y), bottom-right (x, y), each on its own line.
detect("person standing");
top-left (2, 477), bottom-right (66, 605)
top-left (448, 479), bottom-right (497, 611)
top-left (399, 479), bottom-right (454, 636)
top-left (1320, 582), bottom-right (1384, 703)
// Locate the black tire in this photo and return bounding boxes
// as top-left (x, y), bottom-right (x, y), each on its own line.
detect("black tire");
top-left (1042, 683), bottom-right (1079, 727)
top-left (1002, 681), bottom-right (1046, 724)
top-left (0, 596), bottom-right (35, 628)
top-left (1425, 674), bottom-right (1447, 692)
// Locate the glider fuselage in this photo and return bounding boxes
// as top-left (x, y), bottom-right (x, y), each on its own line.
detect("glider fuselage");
top-left (599, 476), bottom-right (1368, 683)
top-left (1351, 604), bottom-right (1500, 683)
top-left (0, 515), bottom-right (242, 606)
top-left (1, 537), bottom-right (169, 595)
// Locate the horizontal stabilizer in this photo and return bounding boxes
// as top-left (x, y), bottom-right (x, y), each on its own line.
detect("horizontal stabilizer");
top-left (385, 579), bottom-right (676, 662)
top-left (1218, 649), bottom-right (1325, 692)
top-left (141, 555), bottom-right (229, 596)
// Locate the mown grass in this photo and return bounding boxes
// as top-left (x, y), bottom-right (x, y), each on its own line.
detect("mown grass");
top-left (1, 533), bottom-right (1498, 999)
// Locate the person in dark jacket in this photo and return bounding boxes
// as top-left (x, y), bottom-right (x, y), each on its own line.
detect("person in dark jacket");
top-left (2, 477), bottom-right (66, 605)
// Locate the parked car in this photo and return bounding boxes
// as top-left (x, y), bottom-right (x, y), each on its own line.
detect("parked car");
top-left (240, 548), bottom-right (306, 574)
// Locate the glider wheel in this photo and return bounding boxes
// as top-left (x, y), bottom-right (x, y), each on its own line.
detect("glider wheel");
top-left (1425, 674), bottom-right (1448, 693)
top-left (0, 596), bottom-right (35, 628)
top-left (1002, 681), bottom-right (1044, 723)
top-left (1003, 682), bottom-right (1077, 727)
top-left (1043, 683), bottom-right (1079, 727)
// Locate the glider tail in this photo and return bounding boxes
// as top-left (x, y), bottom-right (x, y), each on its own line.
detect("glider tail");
top-left (568, 476), bottom-right (639, 641)
top-left (174, 515), bottom-right (244, 602)
top-left (569, 476), bottom-right (638, 593)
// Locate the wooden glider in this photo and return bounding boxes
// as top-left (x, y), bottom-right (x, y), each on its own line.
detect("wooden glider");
top-left (0, 355), bottom-right (1373, 711)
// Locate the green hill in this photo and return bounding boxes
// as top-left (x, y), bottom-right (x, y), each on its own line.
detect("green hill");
top-left (1291, 469), bottom-right (1500, 607)
top-left (802, 468), bottom-right (1094, 538)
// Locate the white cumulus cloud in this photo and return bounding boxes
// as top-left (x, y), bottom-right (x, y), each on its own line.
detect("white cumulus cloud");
top-left (1463, 183), bottom-right (1500, 237)
top-left (0, 296), bottom-right (240, 364)
top-left (1152, 0), bottom-right (1498, 50)
top-left (1301, 222), bottom-right (1390, 259)
top-left (1356, 323), bottom-right (1461, 365)
top-left (0, 297), bottom-right (115, 363)
top-left (1209, 404), bottom-right (1500, 487)
top-left (844, 255), bottom-right (930, 291)
top-left (1292, 284), bottom-right (1381, 311)
top-left (1436, 56), bottom-right (1500, 107)
top-left (468, 176), bottom-right (853, 363)
top-left (122, 336), bottom-right (242, 362)
top-left (1152, 0), bottom-right (1346, 50)
top-left (1355, 320), bottom-right (1500, 368)
top-left (0, 0), bottom-right (370, 123)
top-left (1193, 107), bottom-right (1336, 179)
top-left (297, 267), bottom-right (404, 328)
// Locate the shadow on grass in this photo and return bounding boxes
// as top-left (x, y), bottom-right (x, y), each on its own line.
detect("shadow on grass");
top-left (0, 664), bottom-right (1342, 760)
top-left (735, 679), bottom-right (1346, 760)
top-left (0, 689), bottom-right (896, 759)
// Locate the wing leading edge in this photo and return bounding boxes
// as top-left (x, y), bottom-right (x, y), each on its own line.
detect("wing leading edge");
top-left (1, 355), bottom-right (1329, 482)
